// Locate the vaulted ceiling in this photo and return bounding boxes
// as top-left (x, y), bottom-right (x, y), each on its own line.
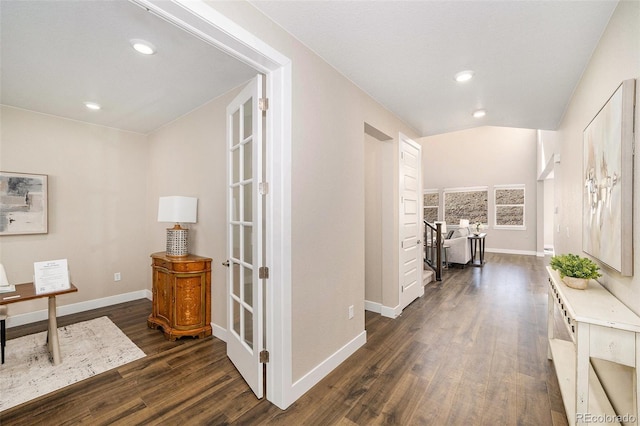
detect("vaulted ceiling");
top-left (1, 1), bottom-right (618, 136)
top-left (251, 0), bottom-right (618, 135)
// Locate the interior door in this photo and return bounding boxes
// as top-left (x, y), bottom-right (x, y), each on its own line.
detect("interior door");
top-left (399, 133), bottom-right (424, 310)
top-left (226, 75), bottom-right (264, 398)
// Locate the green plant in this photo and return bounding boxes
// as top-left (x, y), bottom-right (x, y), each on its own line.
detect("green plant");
top-left (550, 253), bottom-right (601, 279)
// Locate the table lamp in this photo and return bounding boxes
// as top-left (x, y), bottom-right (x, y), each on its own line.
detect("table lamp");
top-left (459, 219), bottom-right (470, 229)
top-left (158, 196), bottom-right (197, 257)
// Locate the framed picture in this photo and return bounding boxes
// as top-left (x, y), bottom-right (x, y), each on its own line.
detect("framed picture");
top-left (583, 79), bottom-right (635, 276)
top-left (0, 171), bottom-right (48, 235)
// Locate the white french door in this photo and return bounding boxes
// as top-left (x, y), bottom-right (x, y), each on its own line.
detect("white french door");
top-left (226, 75), bottom-right (265, 398)
top-left (399, 133), bottom-right (424, 310)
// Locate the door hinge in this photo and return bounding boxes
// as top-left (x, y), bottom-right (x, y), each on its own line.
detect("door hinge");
top-left (259, 98), bottom-right (269, 111)
top-left (259, 266), bottom-right (270, 279)
top-left (260, 350), bottom-right (269, 363)
top-left (259, 182), bottom-right (269, 195)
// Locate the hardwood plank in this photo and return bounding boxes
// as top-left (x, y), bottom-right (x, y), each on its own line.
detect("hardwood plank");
top-left (1, 253), bottom-right (568, 425)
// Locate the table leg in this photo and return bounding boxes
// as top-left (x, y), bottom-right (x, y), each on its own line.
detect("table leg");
top-left (48, 296), bottom-right (61, 365)
top-left (480, 238), bottom-right (485, 264)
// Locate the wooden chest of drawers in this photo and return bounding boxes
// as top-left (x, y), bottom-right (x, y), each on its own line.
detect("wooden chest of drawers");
top-left (148, 252), bottom-right (212, 341)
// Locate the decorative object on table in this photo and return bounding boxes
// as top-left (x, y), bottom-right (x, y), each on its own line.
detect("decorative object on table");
top-left (473, 221), bottom-right (483, 235)
top-left (0, 171), bottom-right (48, 236)
top-left (157, 196), bottom-right (198, 257)
top-left (0, 316), bottom-right (145, 412)
top-left (0, 264), bottom-right (15, 293)
top-left (583, 79), bottom-right (635, 277)
top-left (549, 253), bottom-right (601, 290)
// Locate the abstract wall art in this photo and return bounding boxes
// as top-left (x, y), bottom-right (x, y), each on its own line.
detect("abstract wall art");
top-left (0, 171), bottom-right (48, 235)
top-left (583, 79), bottom-right (635, 276)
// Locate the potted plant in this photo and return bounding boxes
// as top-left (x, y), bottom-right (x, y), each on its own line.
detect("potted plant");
top-left (550, 253), bottom-right (601, 289)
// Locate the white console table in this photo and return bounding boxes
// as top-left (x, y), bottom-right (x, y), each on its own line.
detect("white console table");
top-left (547, 267), bottom-right (640, 426)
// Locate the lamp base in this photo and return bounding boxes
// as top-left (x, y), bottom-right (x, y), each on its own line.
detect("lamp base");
top-left (166, 224), bottom-right (189, 257)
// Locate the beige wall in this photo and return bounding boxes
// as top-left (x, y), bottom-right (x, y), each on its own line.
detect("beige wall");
top-left (146, 85), bottom-right (243, 329)
top-left (0, 106), bottom-right (149, 315)
top-left (418, 126), bottom-right (538, 253)
top-left (364, 132), bottom-right (395, 309)
top-left (554, 0), bottom-right (640, 313)
top-left (207, 1), bottom-right (419, 380)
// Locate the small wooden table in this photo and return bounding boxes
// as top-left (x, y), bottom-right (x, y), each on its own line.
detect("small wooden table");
top-left (468, 233), bottom-right (487, 266)
top-left (0, 283), bottom-right (78, 365)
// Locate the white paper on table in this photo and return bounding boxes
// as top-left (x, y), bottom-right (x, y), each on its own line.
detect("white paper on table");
top-left (34, 259), bottom-right (70, 294)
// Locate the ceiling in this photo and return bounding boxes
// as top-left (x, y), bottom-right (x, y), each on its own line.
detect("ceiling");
top-left (1, 1), bottom-right (618, 137)
top-left (250, 0), bottom-right (618, 136)
top-left (0, 1), bottom-right (257, 134)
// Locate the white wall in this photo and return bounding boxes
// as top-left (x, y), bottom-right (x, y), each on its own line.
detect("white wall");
top-left (554, 0), bottom-right (640, 313)
top-left (0, 106), bottom-right (149, 316)
top-left (543, 178), bottom-right (554, 251)
top-left (418, 126), bottom-right (538, 254)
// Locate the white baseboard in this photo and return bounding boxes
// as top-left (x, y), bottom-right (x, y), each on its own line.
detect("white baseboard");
top-left (212, 322), bottom-right (227, 342)
top-left (5, 289), bottom-right (152, 328)
top-left (365, 300), bottom-right (400, 318)
top-left (485, 248), bottom-right (538, 256)
top-left (288, 330), bottom-right (366, 404)
top-left (364, 300), bottom-right (381, 314)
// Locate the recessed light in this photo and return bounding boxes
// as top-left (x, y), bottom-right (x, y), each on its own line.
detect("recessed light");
top-left (473, 109), bottom-right (486, 118)
top-left (454, 70), bottom-right (475, 83)
top-left (84, 101), bottom-right (101, 111)
top-left (130, 39), bottom-right (156, 55)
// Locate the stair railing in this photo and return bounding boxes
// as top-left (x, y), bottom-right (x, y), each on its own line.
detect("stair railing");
top-left (424, 220), bottom-right (443, 281)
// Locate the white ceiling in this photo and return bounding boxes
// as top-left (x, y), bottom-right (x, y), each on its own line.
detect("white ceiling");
top-left (250, 0), bottom-right (618, 136)
top-left (1, 1), bottom-right (618, 137)
top-left (0, 1), bottom-right (257, 134)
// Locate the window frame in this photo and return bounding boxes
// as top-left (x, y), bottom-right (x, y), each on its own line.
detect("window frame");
top-left (423, 189), bottom-right (439, 224)
top-left (494, 184), bottom-right (526, 230)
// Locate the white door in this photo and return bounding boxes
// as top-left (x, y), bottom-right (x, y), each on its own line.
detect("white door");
top-left (226, 75), bottom-right (265, 398)
top-left (399, 133), bottom-right (424, 310)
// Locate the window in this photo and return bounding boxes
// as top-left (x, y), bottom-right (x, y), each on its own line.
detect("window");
top-left (495, 185), bottom-right (525, 228)
top-left (423, 190), bottom-right (439, 223)
top-left (443, 187), bottom-right (488, 226)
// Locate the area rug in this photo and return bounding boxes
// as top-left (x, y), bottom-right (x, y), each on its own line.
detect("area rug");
top-left (0, 316), bottom-right (146, 412)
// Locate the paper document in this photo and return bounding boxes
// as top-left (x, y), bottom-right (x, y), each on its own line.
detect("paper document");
top-left (34, 259), bottom-right (71, 294)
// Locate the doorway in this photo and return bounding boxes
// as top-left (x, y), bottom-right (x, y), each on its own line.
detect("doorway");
top-left (364, 124), bottom-right (395, 317)
top-left (136, 0), bottom-right (293, 409)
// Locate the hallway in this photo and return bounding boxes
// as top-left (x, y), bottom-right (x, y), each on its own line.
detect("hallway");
top-left (2, 253), bottom-right (566, 425)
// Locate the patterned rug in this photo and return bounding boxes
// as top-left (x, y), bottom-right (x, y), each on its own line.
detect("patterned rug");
top-left (0, 316), bottom-right (146, 412)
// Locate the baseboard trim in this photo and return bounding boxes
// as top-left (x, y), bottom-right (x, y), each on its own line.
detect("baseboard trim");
top-left (364, 300), bottom-right (381, 314)
top-left (365, 300), bottom-right (401, 318)
top-left (381, 304), bottom-right (401, 319)
top-left (6, 289), bottom-right (152, 328)
top-left (485, 248), bottom-right (538, 256)
top-left (212, 322), bottom-right (227, 342)
top-left (289, 330), bottom-right (367, 403)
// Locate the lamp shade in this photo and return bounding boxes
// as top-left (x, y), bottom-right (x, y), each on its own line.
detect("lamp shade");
top-left (459, 219), bottom-right (470, 228)
top-left (158, 196), bottom-right (197, 223)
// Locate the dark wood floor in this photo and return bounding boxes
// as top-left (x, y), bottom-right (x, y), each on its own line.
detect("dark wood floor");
top-left (1, 253), bottom-right (568, 425)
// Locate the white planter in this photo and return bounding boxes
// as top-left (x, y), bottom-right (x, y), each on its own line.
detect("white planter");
top-left (562, 276), bottom-right (589, 290)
